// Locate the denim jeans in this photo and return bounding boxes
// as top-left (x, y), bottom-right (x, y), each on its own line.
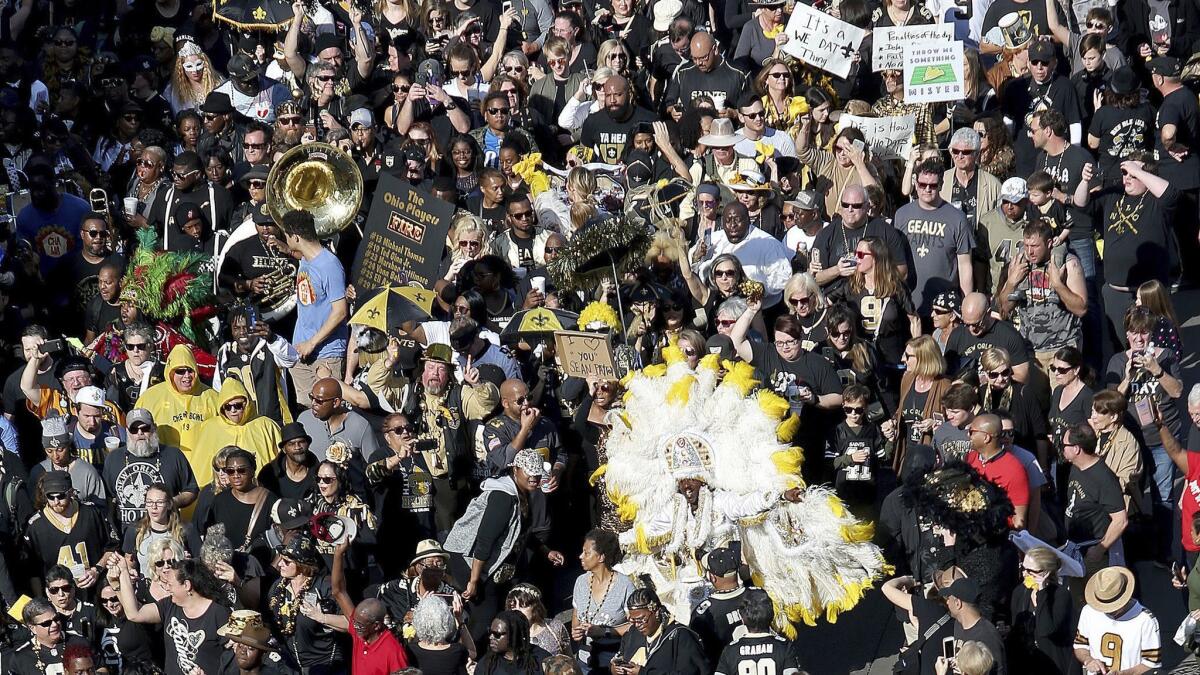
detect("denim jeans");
top-left (1149, 443), bottom-right (1178, 560)
top-left (1069, 238), bottom-right (1104, 371)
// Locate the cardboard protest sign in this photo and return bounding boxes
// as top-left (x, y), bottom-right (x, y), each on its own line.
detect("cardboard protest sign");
top-left (873, 24), bottom-right (956, 71)
top-left (782, 4), bottom-right (866, 78)
top-left (554, 331), bottom-right (617, 380)
top-left (839, 114), bottom-right (915, 159)
top-left (903, 41), bottom-right (965, 104)
top-left (351, 173), bottom-right (454, 290)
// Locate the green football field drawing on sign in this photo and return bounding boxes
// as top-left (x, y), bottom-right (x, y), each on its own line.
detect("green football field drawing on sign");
top-left (911, 64), bottom-right (957, 84)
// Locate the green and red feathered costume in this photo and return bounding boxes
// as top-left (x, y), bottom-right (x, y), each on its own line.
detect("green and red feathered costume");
top-left (87, 228), bottom-right (218, 380)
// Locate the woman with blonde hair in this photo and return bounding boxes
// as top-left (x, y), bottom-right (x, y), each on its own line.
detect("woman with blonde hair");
top-left (977, 347), bottom-right (1043, 452)
top-left (886, 335), bottom-right (950, 470)
top-left (1008, 546), bottom-right (1074, 672)
top-left (444, 213), bottom-right (490, 278)
top-left (781, 272), bottom-right (828, 349)
top-left (938, 641), bottom-right (994, 675)
top-left (141, 537), bottom-right (187, 602)
top-left (165, 41), bottom-right (221, 114)
top-left (596, 40), bottom-right (633, 80)
top-left (190, 446), bottom-right (239, 530)
top-left (376, 0), bottom-right (421, 39)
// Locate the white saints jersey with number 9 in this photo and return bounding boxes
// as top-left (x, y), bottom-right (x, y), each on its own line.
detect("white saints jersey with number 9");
top-left (1074, 602), bottom-right (1161, 672)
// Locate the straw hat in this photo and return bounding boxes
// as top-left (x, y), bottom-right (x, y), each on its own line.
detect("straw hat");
top-left (217, 610), bottom-right (274, 651)
top-left (1084, 566), bottom-right (1136, 613)
top-left (698, 118), bottom-right (744, 148)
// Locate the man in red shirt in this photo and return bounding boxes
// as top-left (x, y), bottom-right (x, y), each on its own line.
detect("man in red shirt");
top-left (966, 413), bottom-right (1030, 530)
top-left (332, 543), bottom-right (409, 675)
top-left (1161, 397), bottom-right (1200, 561)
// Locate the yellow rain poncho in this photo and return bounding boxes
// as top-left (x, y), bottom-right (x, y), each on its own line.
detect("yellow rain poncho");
top-left (135, 345), bottom-right (219, 468)
top-left (191, 377), bottom-right (283, 487)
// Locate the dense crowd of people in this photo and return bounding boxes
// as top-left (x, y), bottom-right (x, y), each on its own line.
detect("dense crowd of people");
top-left (0, 0), bottom-right (1199, 672)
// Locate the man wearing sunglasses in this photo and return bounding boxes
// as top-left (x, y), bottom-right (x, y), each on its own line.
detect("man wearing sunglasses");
top-left (29, 415), bottom-right (105, 504)
top-left (1000, 40), bottom-right (1083, 176)
top-left (144, 150), bottom-right (235, 241)
top-left (894, 158), bottom-right (973, 318)
top-left (483, 379), bottom-right (563, 488)
top-left (965, 413), bottom-right (1031, 530)
top-left (10, 598), bottom-right (92, 675)
top-left (24, 471), bottom-right (119, 597)
top-left (101, 408), bottom-right (198, 533)
top-left (213, 304), bottom-right (298, 427)
top-left (134, 344), bottom-right (219, 461)
top-left (810, 184), bottom-right (908, 290)
top-left (945, 292), bottom-right (1033, 383)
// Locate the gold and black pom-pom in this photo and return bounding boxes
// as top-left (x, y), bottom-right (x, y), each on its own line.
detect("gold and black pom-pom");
top-left (547, 215), bottom-right (654, 293)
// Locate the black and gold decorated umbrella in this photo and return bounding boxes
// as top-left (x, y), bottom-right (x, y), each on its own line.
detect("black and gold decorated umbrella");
top-left (499, 307), bottom-right (579, 344)
top-left (349, 284), bottom-right (434, 334)
top-left (213, 0), bottom-right (296, 31)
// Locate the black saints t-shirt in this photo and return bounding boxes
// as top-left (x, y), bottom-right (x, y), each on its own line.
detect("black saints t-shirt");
top-left (1065, 460), bottom-right (1124, 541)
top-left (1035, 144), bottom-right (1095, 241)
top-left (836, 285), bottom-right (916, 366)
top-left (156, 597), bottom-right (232, 675)
top-left (1049, 384), bottom-right (1095, 449)
top-left (1001, 75), bottom-right (1083, 175)
top-left (1091, 185), bottom-right (1178, 287)
top-left (944, 320), bottom-right (1032, 379)
top-left (950, 170), bottom-right (980, 226)
top-left (580, 106), bottom-right (659, 165)
top-left (1156, 81), bottom-right (1200, 189)
top-left (1089, 104), bottom-right (1155, 182)
top-left (750, 342), bottom-right (842, 462)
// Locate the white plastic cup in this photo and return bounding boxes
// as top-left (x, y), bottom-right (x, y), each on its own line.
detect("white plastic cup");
top-left (541, 461), bottom-right (553, 493)
top-left (531, 276), bottom-right (547, 294)
top-left (104, 436), bottom-right (120, 452)
top-left (123, 197), bottom-right (139, 217)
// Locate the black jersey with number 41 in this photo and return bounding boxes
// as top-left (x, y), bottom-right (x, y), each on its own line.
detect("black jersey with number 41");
top-left (714, 633), bottom-right (803, 675)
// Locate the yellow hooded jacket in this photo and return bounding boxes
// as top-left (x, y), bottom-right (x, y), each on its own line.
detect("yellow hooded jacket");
top-left (191, 377), bottom-right (282, 487)
top-left (135, 345), bottom-right (219, 468)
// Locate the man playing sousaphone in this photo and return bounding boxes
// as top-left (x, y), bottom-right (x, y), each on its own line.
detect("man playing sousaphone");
top-left (217, 202), bottom-right (299, 318)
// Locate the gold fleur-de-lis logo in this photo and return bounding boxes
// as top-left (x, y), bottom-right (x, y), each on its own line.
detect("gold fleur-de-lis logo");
top-left (253, 5), bottom-right (267, 19)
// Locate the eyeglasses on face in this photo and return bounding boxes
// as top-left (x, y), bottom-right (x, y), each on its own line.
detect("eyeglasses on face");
top-left (988, 368), bottom-right (1013, 378)
top-left (855, 250), bottom-right (872, 259)
top-left (842, 406), bottom-right (865, 414)
top-left (278, 116), bottom-right (302, 126)
top-left (316, 475), bottom-right (337, 484)
top-left (243, 141), bottom-right (267, 150)
top-left (249, 180), bottom-right (266, 189)
top-left (831, 328), bottom-right (853, 337)
top-left (950, 148), bottom-right (975, 156)
top-left (129, 423), bottom-right (152, 434)
top-left (775, 337), bottom-right (799, 348)
top-left (716, 319), bottom-right (736, 327)
top-left (223, 401), bottom-right (247, 412)
top-left (47, 584), bottom-right (72, 595)
top-left (33, 616), bottom-right (60, 627)
top-left (311, 395), bottom-right (338, 405)
top-left (1049, 364), bottom-right (1074, 374)
top-left (136, 159), bottom-right (159, 169)
top-left (488, 107), bottom-right (512, 116)
top-left (384, 424), bottom-right (415, 435)
top-left (767, 71), bottom-right (789, 79)
top-left (101, 595), bottom-right (122, 605)
top-left (841, 201), bottom-right (864, 210)
top-left (789, 295), bottom-right (810, 306)
top-left (741, 110), bottom-right (765, 120)
top-left (46, 492), bottom-right (69, 502)
top-left (84, 229), bottom-right (110, 237)
top-left (222, 466), bottom-right (250, 475)
top-left (509, 210), bottom-right (535, 220)
top-left (915, 181), bottom-right (940, 190)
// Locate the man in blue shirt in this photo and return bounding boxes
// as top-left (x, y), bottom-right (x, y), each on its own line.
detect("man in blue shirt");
top-left (15, 161), bottom-right (89, 298)
top-left (280, 211), bottom-right (349, 405)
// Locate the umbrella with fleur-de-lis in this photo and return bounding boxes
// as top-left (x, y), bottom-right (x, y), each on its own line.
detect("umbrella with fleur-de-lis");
top-left (212, 0), bottom-right (296, 31)
top-left (349, 284), bottom-right (433, 334)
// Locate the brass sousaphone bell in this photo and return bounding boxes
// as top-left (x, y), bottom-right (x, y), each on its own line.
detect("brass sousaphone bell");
top-left (266, 142), bottom-right (363, 239)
